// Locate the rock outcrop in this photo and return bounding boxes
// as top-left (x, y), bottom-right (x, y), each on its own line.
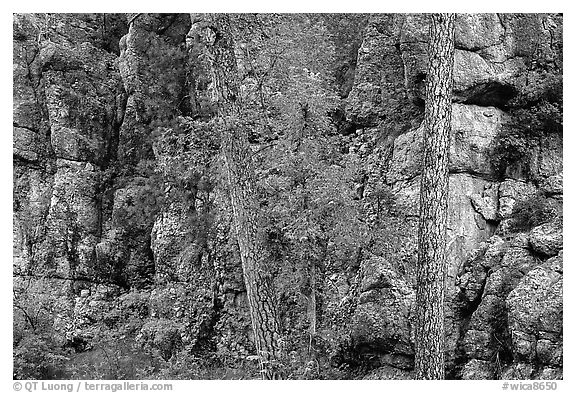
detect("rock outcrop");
top-left (14, 13), bottom-right (127, 344)
top-left (343, 13), bottom-right (562, 379)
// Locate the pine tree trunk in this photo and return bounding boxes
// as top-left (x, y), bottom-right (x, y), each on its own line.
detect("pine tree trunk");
top-left (193, 14), bottom-right (283, 379)
top-left (415, 13), bottom-right (455, 380)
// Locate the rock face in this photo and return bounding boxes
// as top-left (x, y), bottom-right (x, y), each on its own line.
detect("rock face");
top-left (346, 14), bottom-right (422, 134)
top-left (458, 234), bottom-right (538, 373)
top-left (528, 221), bottom-right (563, 257)
top-left (343, 13), bottom-right (562, 379)
top-left (14, 13), bottom-right (127, 344)
top-left (506, 253), bottom-right (563, 377)
top-left (13, 13), bottom-right (562, 379)
top-left (13, 13), bottom-right (256, 368)
top-left (351, 256), bottom-right (415, 370)
top-left (347, 13), bottom-right (562, 120)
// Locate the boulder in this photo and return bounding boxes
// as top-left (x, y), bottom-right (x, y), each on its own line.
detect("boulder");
top-left (529, 221), bottom-right (563, 256)
top-left (507, 256), bottom-right (563, 366)
top-left (540, 174), bottom-right (563, 197)
top-left (13, 127), bottom-right (42, 162)
top-left (457, 236), bottom-right (508, 307)
top-left (461, 359), bottom-right (496, 380)
top-left (471, 182), bottom-right (499, 221)
top-left (449, 105), bottom-right (506, 176)
top-left (454, 14), bottom-right (504, 51)
top-left (350, 257), bottom-right (415, 365)
top-left (498, 179), bottom-right (538, 219)
top-left (534, 367), bottom-right (563, 380)
top-left (460, 235), bottom-right (539, 361)
top-left (501, 363), bottom-right (534, 380)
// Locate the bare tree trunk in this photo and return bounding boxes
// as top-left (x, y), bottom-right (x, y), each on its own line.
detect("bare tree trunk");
top-left (415, 13), bottom-right (455, 380)
top-left (191, 14), bottom-right (283, 379)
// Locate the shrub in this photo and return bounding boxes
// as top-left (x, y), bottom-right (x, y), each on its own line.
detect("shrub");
top-left (491, 69), bottom-right (562, 178)
top-left (139, 319), bottom-right (184, 361)
top-left (13, 333), bottom-right (69, 379)
top-left (490, 125), bottom-right (536, 177)
top-left (508, 192), bottom-right (559, 233)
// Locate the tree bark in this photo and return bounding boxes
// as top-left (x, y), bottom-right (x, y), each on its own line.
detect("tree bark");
top-left (415, 13), bottom-right (455, 380)
top-left (191, 14), bottom-right (283, 379)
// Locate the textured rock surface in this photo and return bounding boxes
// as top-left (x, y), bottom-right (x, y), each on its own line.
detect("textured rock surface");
top-left (461, 359), bottom-right (496, 380)
top-left (460, 235), bottom-right (539, 361)
top-left (506, 253), bottom-right (563, 377)
top-left (345, 14), bottom-right (422, 136)
top-left (345, 12), bottom-right (562, 379)
top-left (14, 14), bottom-right (128, 345)
top-left (528, 221), bottom-right (563, 257)
top-left (347, 13), bottom-right (562, 122)
top-left (497, 180), bottom-right (538, 219)
top-left (350, 256), bottom-right (415, 369)
top-left (387, 104), bottom-right (506, 183)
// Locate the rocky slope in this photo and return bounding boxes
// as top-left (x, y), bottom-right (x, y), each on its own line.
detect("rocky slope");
top-left (13, 13), bottom-right (562, 379)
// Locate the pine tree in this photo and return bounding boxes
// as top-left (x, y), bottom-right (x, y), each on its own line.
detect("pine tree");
top-left (191, 13), bottom-right (283, 379)
top-left (415, 13), bottom-right (456, 380)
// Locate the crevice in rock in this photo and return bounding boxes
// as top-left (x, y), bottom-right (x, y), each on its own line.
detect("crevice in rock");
top-left (331, 107), bottom-right (359, 136)
top-left (13, 122), bottom-right (39, 134)
top-left (156, 14), bottom-right (179, 36)
top-left (460, 269), bottom-right (488, 320)
top-left (13, 156), bottom-right (43, 169)
top-left (459, 82), bottom-right (517, 109)
top-left (448, 169), bottom-right (500, 182)
top-left (13, 271), bottom-right (127, 288)
top-left (98, 14), bottom-right (129, 55)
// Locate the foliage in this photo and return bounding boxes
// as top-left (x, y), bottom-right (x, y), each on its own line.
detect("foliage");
top-left (507, 192), bottom-right (559, 233)
top-left (13, 333), bottom-right (69, 379)
top-left (314, 14), bottom-right (369, 97)
top-left (13, 278), bottom-right (57, 335)
top-left (65, 336), bottom-right (154, 380)
top-left (151, 117), bottom-right (220, 205)
top-left (491, 69), bottom-right (562, 177)
top-left (13, 279), bottom-right (69, 380)
top-left (490, 126), bottom-right (536, 177)
top-left (139, 319), bottom-right (184, 361)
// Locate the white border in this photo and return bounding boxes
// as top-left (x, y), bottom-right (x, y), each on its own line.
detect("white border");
top-left (2, 3), bottom-right (572, 392)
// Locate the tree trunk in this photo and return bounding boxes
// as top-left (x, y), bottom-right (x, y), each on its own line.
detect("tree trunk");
top-left (415, 13), bottom-right (455, 380)
top-left (191, 14), bottom-right (283, 379)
